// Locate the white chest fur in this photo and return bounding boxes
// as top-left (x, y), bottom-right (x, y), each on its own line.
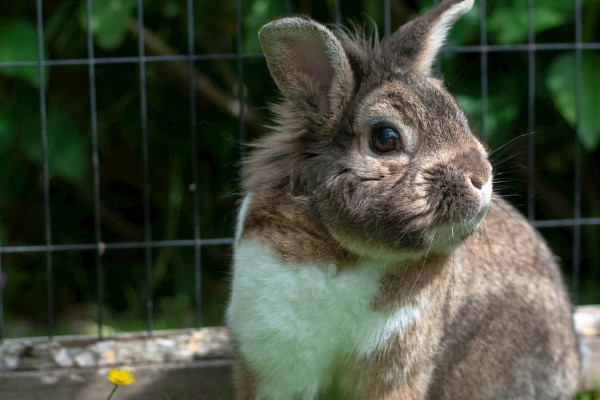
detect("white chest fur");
top-left (227, 238), bottom-right (425, 399)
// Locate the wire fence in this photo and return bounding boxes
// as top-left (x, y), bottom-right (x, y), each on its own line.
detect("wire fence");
top-left (0, 0), bottom-right (598, 343)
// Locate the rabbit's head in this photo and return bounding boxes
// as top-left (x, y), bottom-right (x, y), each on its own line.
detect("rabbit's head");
top-left (247, 0), bottom-right (491, 261)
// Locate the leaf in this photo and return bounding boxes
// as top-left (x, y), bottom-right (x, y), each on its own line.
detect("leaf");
top-left (455, 93), bottom-right (519, 145)
top-left (0, 113), bottom-right (18, 207)
top-left (19, 108), bottom-right (88, 184)
top-left (47, 109), bottom-right (88, 183)
top-left (0, 115), bottom-right (14, 149)
top-left (0, 21), bottom-right (46, 87)
top-left (79, 0), bottom-right (137, 50)
top-left (546, 52), bottom-right (600, 151)
top-left (488, 0), bottom-right (581, 44)
top-left (162, 1), bottom-right (181, 20)
top-left (243, 0), bottom-right (285, 53)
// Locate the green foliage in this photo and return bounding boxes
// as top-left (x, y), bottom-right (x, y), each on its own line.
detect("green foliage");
top-left (455, 90), bottom-right (520, 146)
top-left (243, 0), bottom-right (286, 53)
top-left (488, 0), bottom-right (583, 44)
top-left (0, 21), bottom-right (46, 87)
top-left (573, 381), bottom-right (600, 400)
top-left (443, 0), bottom-right (600, 154)
top-left (78, 0), bottom-right (137, 50)
top-left (20, 108), bottom-right (88, 184)
top-left (546, 52), bottom-right (600, 151)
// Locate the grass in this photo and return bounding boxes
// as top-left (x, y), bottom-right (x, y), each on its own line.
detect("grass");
top-left (574, 383), bottom-right (600, 400)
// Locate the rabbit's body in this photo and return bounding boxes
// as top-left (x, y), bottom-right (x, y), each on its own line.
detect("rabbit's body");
top-left (227, 0), bottom-right (581, 398)
top-left (230, 234), bottom-right (425, 399)
top-left (230, 196), bottom-right (431, 399)
top-left (229, 196), bottom-right (579, 399)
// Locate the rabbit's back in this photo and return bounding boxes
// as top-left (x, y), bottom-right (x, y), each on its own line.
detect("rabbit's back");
top-left (428, 198), bottom-right (580, 399)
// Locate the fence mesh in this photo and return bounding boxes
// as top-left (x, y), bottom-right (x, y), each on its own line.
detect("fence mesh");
top-left (0, 0), bottom-right (598, 342)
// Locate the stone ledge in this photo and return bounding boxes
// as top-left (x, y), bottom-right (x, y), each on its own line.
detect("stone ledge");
top-left (0, 305), bottom-right (598, 398)
top-left (0, 327), bottom-right (231, 371)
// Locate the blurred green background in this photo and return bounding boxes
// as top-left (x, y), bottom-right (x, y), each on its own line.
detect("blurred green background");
top-left (0, 0), bottom-right (599, 338)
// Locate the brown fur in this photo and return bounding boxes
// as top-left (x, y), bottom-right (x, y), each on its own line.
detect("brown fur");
top-left (427, 199), bottom-right (581, 399)
top-left (349, 255), bottom-right (455, 399)
top-left (241, 196), bottom-right (355, 265)
top-left (229, 0), bottom-right (581, 398)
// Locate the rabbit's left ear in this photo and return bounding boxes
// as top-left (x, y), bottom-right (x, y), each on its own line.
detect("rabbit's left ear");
top-left (258, 17), bottom-right (353, 116)
top-left (386, 0), bottom-right (474, 75)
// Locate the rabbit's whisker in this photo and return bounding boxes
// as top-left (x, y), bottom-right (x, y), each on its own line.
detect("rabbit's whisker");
top-left (487, 132), bottom-right (533, 158)
top-left (407, 230), bottom-right (436, 301)
top-left (451, 225), bottom-right (456, 300)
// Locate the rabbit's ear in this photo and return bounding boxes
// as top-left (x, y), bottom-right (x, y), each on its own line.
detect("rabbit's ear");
top-left (386, 0), bottom-right (473, 75)
top-left (258, 17), bottom-right (353, 115)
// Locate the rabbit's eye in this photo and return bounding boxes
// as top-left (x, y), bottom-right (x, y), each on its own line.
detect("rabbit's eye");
top-left (371, 127), bottom-right (402, 153)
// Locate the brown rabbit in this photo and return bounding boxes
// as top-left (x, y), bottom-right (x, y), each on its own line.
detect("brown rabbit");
top-left (226, 0), bottom-right (581, 398)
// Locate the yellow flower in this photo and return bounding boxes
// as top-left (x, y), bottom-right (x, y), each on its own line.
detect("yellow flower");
top-left (107, 368), bottom-right (135, 386)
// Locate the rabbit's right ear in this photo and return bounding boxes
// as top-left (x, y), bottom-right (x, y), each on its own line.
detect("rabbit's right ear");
top-left (258, 17), bottom-right (353, 116)
top-left (386, 0), bottom-right (474, 75)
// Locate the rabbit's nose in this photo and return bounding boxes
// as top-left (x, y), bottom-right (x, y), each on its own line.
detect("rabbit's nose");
top-left (469, 176), bottom-right (484, 190)
top-left (468, 172), bottom-right (492, 209)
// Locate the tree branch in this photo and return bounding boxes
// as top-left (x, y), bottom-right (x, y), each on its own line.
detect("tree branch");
top-left (128, 21), bottom-right (265, 134)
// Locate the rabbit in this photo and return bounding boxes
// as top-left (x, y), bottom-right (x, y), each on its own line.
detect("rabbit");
top-left (226, 0), bottom-right (581, 398)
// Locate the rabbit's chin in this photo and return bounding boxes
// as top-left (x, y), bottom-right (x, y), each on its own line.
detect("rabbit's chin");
top-left (327, 205), bottom-right (489, 263)
top-left (427, 209), bottom-right (489, 253)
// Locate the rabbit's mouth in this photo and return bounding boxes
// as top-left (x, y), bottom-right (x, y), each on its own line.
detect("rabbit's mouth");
top-left (424, 177), bottom-right (492, 250)
top-left (419, 151), bottom-right (493, 231)
top-left (399, 170), bottom-right (493, 255)
top-left (430, 175), bottom-right (492, 225)
top-left (424, 206), bottom-right (490, 253)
